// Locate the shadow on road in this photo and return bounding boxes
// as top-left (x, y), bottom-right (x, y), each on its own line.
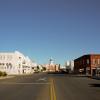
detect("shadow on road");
top-left (47, 72), bottom-right (69, 77)
top-left (92, 76), bottom-right (100, 80)
top-left (47, 72), bottom-right (91, 77)
top-left (47, 72), bottom-right (68, 74)
top-left (89, 84), bottom-right (100, 87)
top-left (70, 75), bottom-right (86, 77)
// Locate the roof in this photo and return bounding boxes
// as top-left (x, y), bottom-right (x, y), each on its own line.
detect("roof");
top-left (74, 54), bottom-right (100, 61)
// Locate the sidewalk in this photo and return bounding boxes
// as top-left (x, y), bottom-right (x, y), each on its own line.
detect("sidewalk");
top-left (0, 76), bottom-right (15, 80)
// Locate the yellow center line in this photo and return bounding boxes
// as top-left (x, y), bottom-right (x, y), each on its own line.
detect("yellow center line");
top-left (50, 82), bottom-right (53, 100)
top-left (50, 78), bottom-right (57, 100)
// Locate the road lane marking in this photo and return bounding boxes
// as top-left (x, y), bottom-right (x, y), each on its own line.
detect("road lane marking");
top-left (52, 79), bottom-right (56, 100)
top-left (50, 78), bottom-right (57, 100)
top-left (51, 81), bottom-right (53, 100)
top-left (37, 77), bottom-right (47, 81)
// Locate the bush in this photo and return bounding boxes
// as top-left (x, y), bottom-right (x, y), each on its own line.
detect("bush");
top-left (0, 71), bottom-right (2, 76)
top-left (2, 72), bottom-right (7, 76)
top-left (0, 71), bottom-right (7, 77)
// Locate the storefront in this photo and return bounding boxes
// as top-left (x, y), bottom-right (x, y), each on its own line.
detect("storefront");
top-left (92, 67), bottom-right (100, 79)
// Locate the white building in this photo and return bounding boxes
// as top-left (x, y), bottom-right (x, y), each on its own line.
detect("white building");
top-left (0, 51), bottom-right (35, 75)
top-left (65, 61), bottom-right (74, 72)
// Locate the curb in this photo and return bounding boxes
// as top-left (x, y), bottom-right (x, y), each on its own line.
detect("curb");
top-left (0, 76), bottom-right (15, 79)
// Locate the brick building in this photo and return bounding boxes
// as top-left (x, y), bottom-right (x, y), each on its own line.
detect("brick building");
top-left (46, 59), bottom-right (60, 72)
top-left (74, 54), bottom-right (100, 75)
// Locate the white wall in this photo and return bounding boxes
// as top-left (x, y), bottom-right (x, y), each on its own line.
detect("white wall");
top-left (0, 51), bottom-right (35, 75)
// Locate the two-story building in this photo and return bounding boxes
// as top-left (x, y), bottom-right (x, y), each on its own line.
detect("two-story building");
top-left (74, 54), bottom-right (100, 76)
top-left (0, 51), bottom-right (35, 75)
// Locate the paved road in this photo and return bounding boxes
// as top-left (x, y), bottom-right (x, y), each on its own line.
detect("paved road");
top-left (0, 73), bottom-right (50, 100)
top-left (0, 73), bottom-right (100, 100)
top-left (52, 74), bottom-right (100, 100)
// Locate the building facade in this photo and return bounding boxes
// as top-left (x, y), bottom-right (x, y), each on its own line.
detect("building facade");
top-left (65, 61), bottom-right (74, 73)
top-left (0, 51), bottom-right (35, 75)
top-left (46, 59), bottom-right (60, 72)
top-left (74, 54), bottom-right (100, 76)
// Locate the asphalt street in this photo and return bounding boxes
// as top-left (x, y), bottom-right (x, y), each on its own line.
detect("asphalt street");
top-left (0, 73), bottom-right (100, 100)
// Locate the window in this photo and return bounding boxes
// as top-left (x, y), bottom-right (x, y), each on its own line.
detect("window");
top-left (22, 60), bottom-right (26, 64)
top-left (0, 56), bottom-right (2, 60)
top-left (87, 59), bottom-right (89, 64)
top-left (19, 64), bottom-right (21, 67)
top-left (95, 59), bottom-right (97, 64)
top-left (93, 59), bottom-right (95, 64)
top-left (9, 63), bottom-right (12, 69)
top-left (7, 55), bottom-right (12, 60)
top-left (19, 57), bottom-right (21, 59)
top-left (6, 63), bottom-right (9, 69)
top-left (2, 56), bottom-right (5, 60)
top-left (98, 59), bottom-right (100, 64)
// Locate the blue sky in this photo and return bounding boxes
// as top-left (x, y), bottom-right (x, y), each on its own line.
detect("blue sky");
top-left (0, 0), bottom-right (100, 65)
